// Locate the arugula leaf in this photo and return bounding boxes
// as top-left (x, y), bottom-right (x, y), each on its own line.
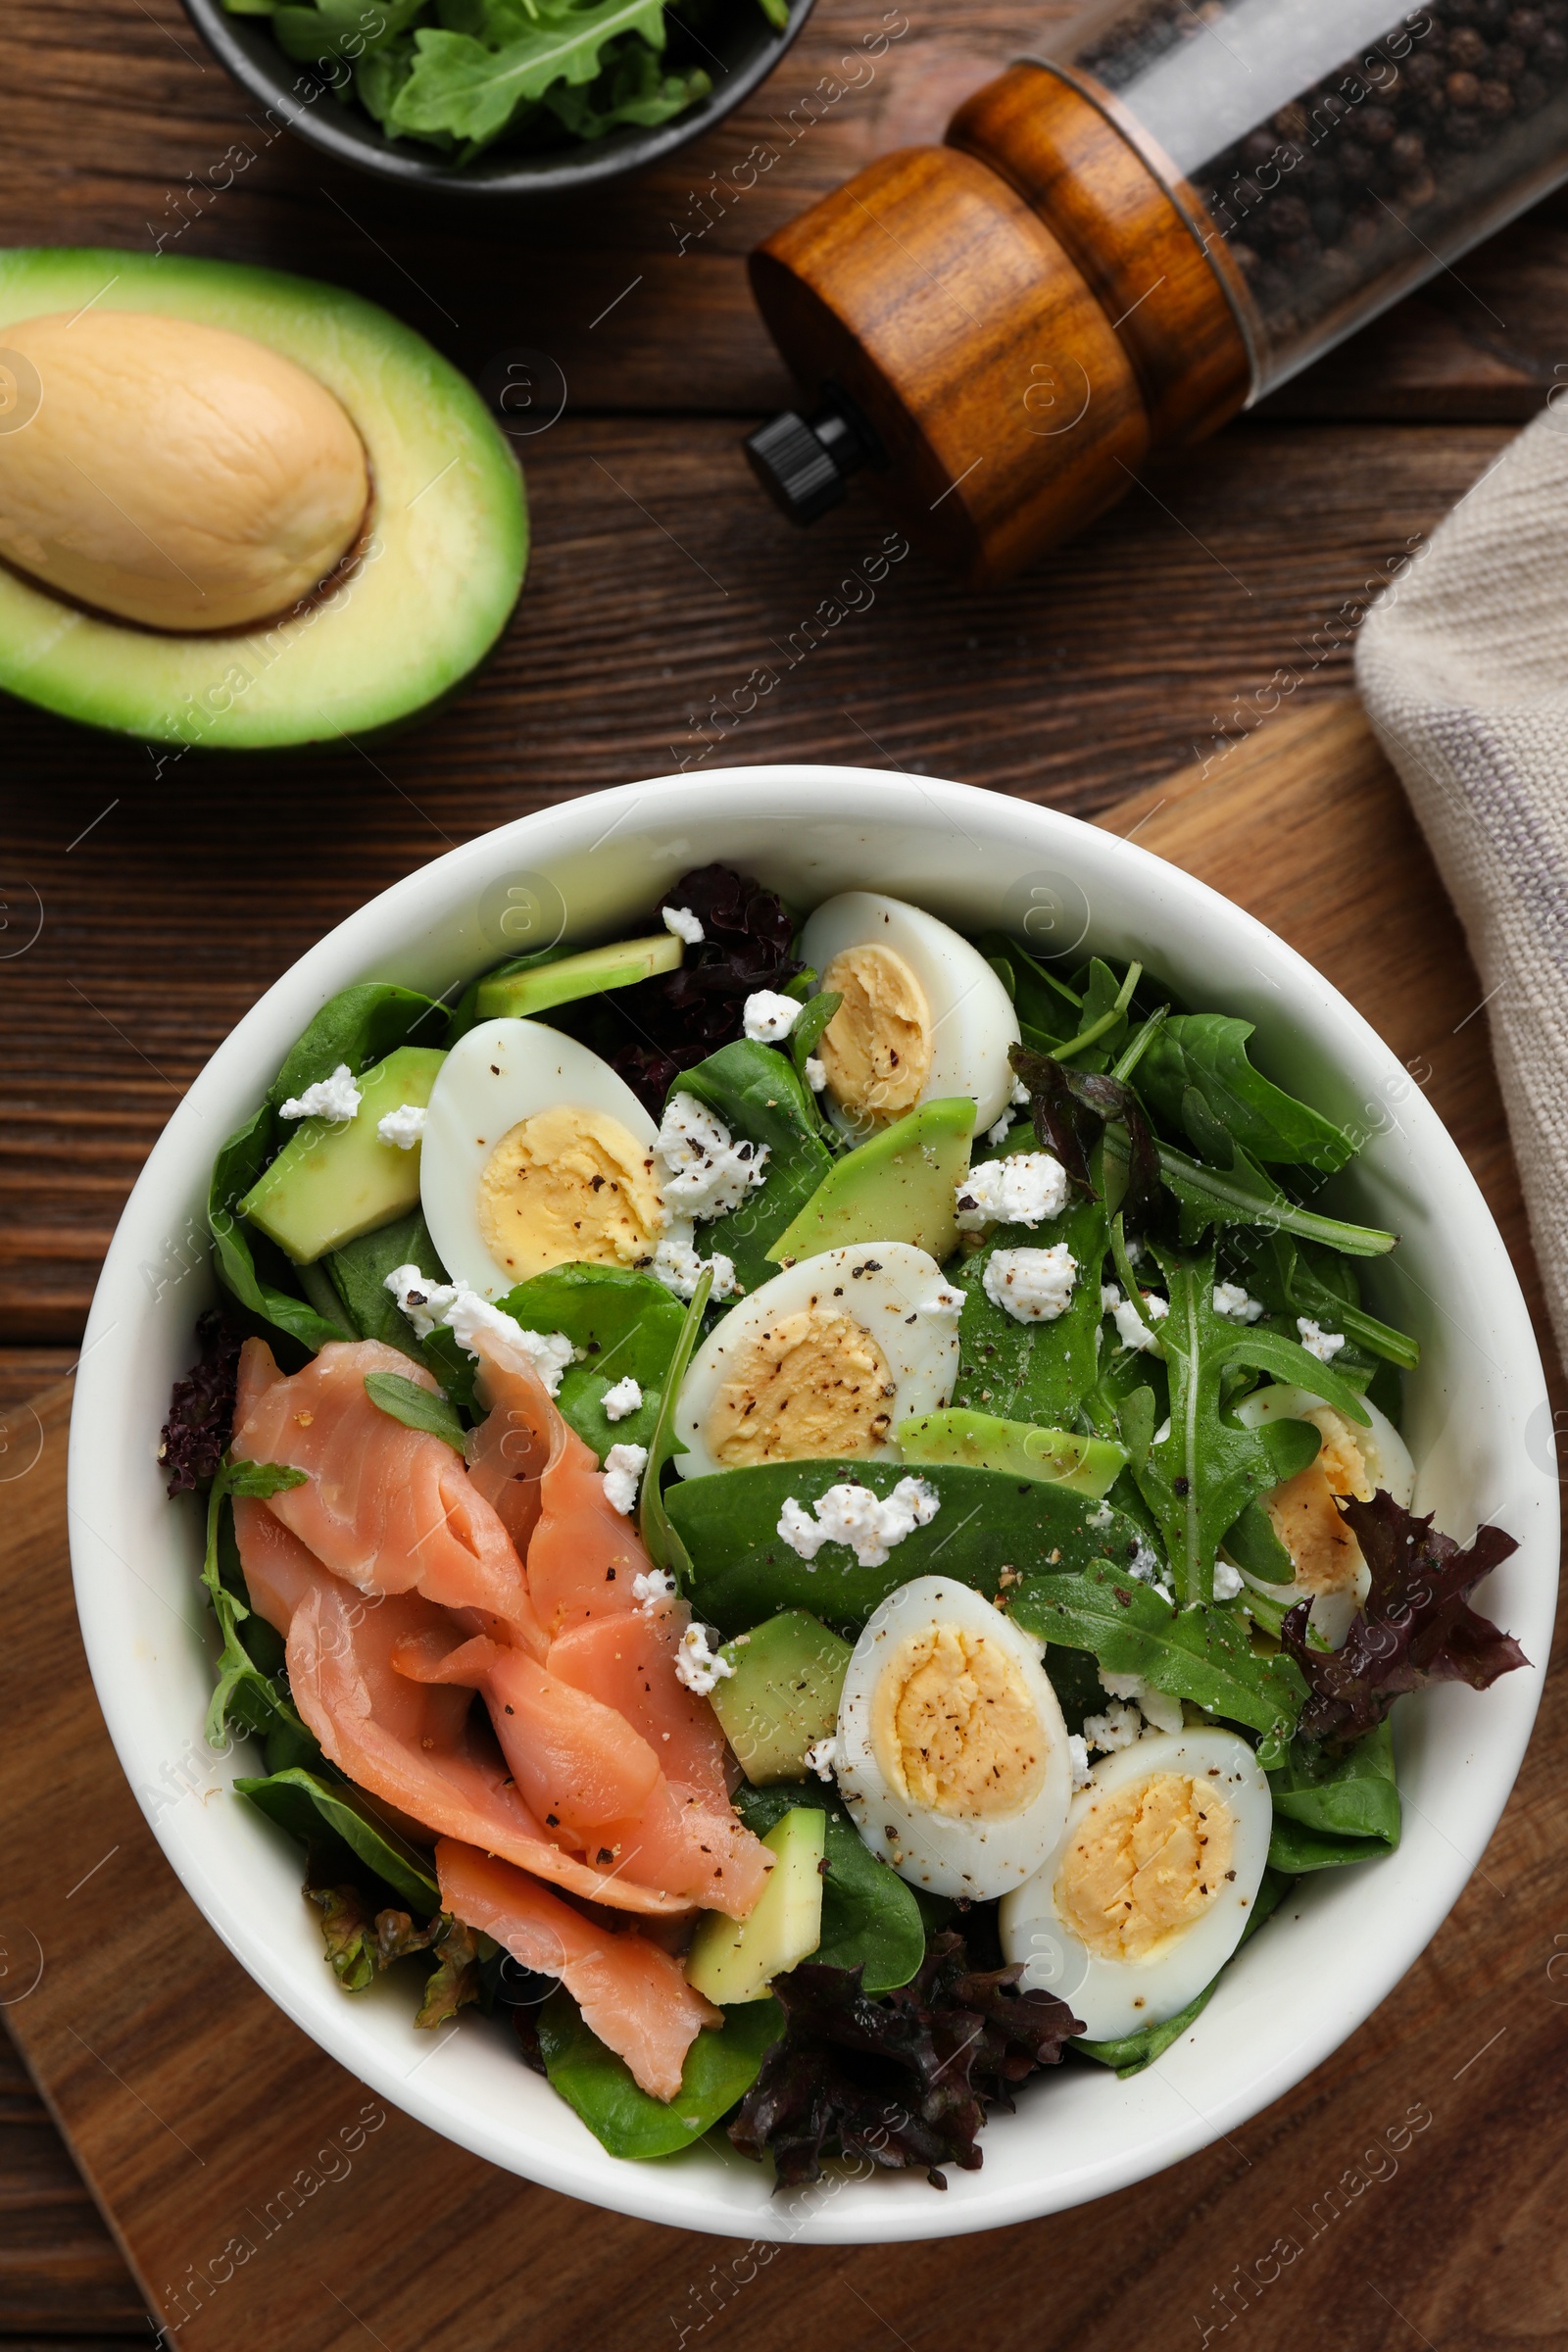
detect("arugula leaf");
top-left (976, 930), bottom-right (1082, 1043)
top-left (1009, 1559), bottom-right (1305, 1763)
top-left (950, 1197), bottom-right (1108, 1430)
top-left (1283, 1491), bottom-right (1525, 1747)
top-left (1072, 1867), bottom-right (1292, 2076)
top-left (1244, 1233), bottom-right (1419, 1372)
top-left (639, 1264), bottom-right (711, 1583)
top-left (1140, 1015), bottom-right (1356, 1172)
top-left (1266, 1720), bottom-right (1400, 1871)
top-left (546, 33), bottom-right (710, 135)
top-left (364, 1370), bottom-right (467, 1452)
top-left (672, 1458), bottom-right (1152, 1638)
top-left (734, 1785), bottom-right (926, 1993)
top-left (538, 1986), bottom-right (784, 2159)
top-left (1053, 958), bottom-right (1141, 1071)
top-left (492, 1262), bottom-right (683, 1462)
top-left (236, 1766), bottom-right (440, 1912)
top-left (270, 0), bottom-right (424, 63)
top-left (200, 1458), bottom-right (318, 1763)
top-left (389, 0), bottom-right (668, 148)
top-left (671, 1041), bottom-right (833, 1290)
top-left (1103, 1128), bottom-right (1396, 1259)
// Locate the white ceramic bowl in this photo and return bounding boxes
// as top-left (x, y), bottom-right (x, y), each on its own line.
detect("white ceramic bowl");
top-left (69, 766), bottom-right (1557, 2244)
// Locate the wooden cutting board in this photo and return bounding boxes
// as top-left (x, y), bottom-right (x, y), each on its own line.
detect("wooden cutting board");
top-left (4, 699), bottom-right (1564, 2352)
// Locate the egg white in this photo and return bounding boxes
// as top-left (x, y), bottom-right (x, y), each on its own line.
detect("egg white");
top-left (999, 1727), bottom-right (1272, 2042)
top-left (835, 1577), bottom-right (1072, 1900)
top-left (798, 891), bottom-right (1020, 1137)
top-left (672, 1243), bottom-right (960, 1480)
top-left (1231, 1383), bottom-right (1414, 1643)
top-left (419, 1016), bottom-right (660, 1300)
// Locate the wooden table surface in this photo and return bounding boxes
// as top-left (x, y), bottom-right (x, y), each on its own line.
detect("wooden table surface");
top-left (4, 0), bottom-right (1568, 2337)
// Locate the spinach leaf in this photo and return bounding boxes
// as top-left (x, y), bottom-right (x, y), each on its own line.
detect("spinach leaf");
top-left (1073, 1867), bottom-right (1292, 2076)
top-left (493, 1262), bottom-right (684, 1463)
top-left (670, 1459), bottom-right (1152, 1638)
top-left (1266, 1720), bottom-right (1400, 1871)
top-left (789, 990), bottom-right (841, 1071)
top-left (235, 1766), bottom-right (440, 1914)
top-left (325, 1207), bottom-right (448, 1360)
top-left (537, 1986), bottom-right (783, 2159)
top-left (200, 1458), bottom-right (320, 1766)
top-left (1140, 1015), bottom-right (1355, 1172)
top-left (389, 0), bottom-right (668, 149)
top-left (949, 1197), bottom-right (1108, 1431)
top-left (672, 1041), bottom-right (833, 1291)
top-left (1009, 1559), bottom-right (1306, 1764)
top-left (364, 1371), bottom-right (467, 1452)
top-left (733, 1785), bottom-right (926, 1993)
top-left (209, 984), bottom-right (446, 1353)
top-left (1132, 1241), bottom-right (1365, 1606)
top-left (639, 1265), bottom-right (711, 1584)
top-left (1222, 1497), bottom-right (1297, 1584)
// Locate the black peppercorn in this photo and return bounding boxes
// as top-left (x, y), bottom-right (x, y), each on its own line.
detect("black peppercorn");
top-left (1478, 74), bottom-right (1517, 109)
top-left (1509, 5), bottom-right (1545, 40)
top-left (1360, 104), bottom-right (1398, 144)
top-left (1338, 139), bottom-right (1374, 180)
top-left (1448, 24), bottom-right (1490, 65)
top-left (1446, 66), bottom-right (1483, 101)
top-left (1389, 127), bottom-right (1427, 172)
top-left (1267, 193), bottom-right (1312, 240)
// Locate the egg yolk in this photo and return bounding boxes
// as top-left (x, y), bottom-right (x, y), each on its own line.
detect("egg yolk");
top-left (476, 1102), bottom-right (662, 1282)
top-left (1265, 1408), bottom-right (1373, 1594)
top-left (1055, 1772), bottom-right (1235, 1964)
top-left (706, 1307), bottom-right (896, 1466)
top-left (817, 945), bottom-right (932, 1125)
top-left (871, 1625), bottom-right (1048, 1821)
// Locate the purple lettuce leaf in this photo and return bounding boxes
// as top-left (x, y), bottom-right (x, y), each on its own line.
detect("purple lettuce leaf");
top-left (159, 1308), bottom-right (247, 1496)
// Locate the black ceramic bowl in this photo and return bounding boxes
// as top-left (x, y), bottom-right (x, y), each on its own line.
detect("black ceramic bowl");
top-left (181, 0), bottom-right (815, 197)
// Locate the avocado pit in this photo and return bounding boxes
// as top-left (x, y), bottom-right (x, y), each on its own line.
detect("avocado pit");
top-left (0, 308), bottom-right (370, 631)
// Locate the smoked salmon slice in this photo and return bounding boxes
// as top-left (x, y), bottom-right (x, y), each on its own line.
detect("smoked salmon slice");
top-left (232, 1338), bottom-right (545, 1649)
top-left (547, 1611), bottom-right (735, 1808)
top-left (286, 1576), bottom-right (695, 1917)
top-left (436, 1839), bottom-right (720, 2102)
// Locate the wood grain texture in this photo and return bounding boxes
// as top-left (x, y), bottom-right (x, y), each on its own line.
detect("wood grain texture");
top-left (3, 705), bottom-right (1565, 2352)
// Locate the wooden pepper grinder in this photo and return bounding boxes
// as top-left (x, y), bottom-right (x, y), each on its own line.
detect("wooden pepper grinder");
top-left (746, 2), bottom-right (1568, 585)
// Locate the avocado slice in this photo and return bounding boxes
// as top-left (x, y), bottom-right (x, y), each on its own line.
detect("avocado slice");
top-left (896, 1408), bottom-right (1128, 1497)
top-left (686, 1809), bottom-right (826, 2004)
top-left (710, 1608), bottom-right (853, 1786)
top-left (765, 1097), bottom-right (975, 1265)
top-left (476, 933), bottom-right (683, 1021)
top-left (240, 1045), bottom-right (446, 1264)
top-left (0, 247), bottom-right (525, 746)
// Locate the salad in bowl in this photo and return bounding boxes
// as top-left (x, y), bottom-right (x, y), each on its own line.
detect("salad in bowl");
top-left (141, 830), bottom-right (1538, 2202)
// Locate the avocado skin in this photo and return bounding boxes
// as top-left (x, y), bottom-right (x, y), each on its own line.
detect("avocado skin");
top-left (766, 1096), bottom-right (975, 1265)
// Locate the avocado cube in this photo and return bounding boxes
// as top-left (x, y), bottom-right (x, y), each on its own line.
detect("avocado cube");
top-left (240, 1046), bottom-right (447, 1265)
top-left (685, 1808), bottom-right (826, 2004)
top-left (710, 1609), bottom-right (853, 1786)
top-left (476, 932), bottom-right (682, 1021)
top-left (896, 1407), bottom-right (1128, 1498)
top-left (764, 1096), bottom-right (975, 1265)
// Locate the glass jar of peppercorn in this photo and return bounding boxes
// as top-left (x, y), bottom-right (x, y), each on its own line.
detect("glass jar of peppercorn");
top-left (745, 4), bottom-right (1568, 584)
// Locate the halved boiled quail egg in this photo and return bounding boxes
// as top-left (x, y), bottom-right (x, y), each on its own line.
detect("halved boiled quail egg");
top-left (798, 891), bottom-right (1019, 1141)
top-left (672, 1242), bottom-right (962, 1480)
top-left (1232, 1383), bottom-right (1415, 1643)
top-left (999, 1727), bottom-right (1271, 2040)
top-left (834, 1577), bottom-right (1071, 1899)
top-left (419, 1017), bottom-right (662, 1299)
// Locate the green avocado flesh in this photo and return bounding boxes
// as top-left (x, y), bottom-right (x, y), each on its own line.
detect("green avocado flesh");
top-left (0, 247), bottom-right (526, 746)
top-left (895, 1408), bottom-right (1128, 1498)
top-left (765, 1097), bottom-right (975, 1265)
top-left (241, 1045), bottom-right (446, 1264)
top-left (475, 933), bottom-right (682, 1021)
top-left (711, 1609), bottom-right (853, 1786)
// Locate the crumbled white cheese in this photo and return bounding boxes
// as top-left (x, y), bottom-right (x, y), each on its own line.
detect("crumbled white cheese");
top-left (804, 1736), bottom-right (839, 1784)
top-left (986, 1109), bottom-right (1015, 1148)
top-left (1103, 1284), bottom-right (1168, 1354)
top-left (601, 1442), bottom-right (648, 1516)
top-left (954, 1150), bottom-right (1070, 1232)
top-left (1067, 1733), bottom-right (1095, 1791)
top-left (1298, 1316), bottom-right (1348, 1365)
top-left (1087, 1502), bottom-right (1113, 1529)
top-left (601, 1374), bottom-right (643, 1423)
top-left (675, 1622), bottom-right (734, 1696)
top-left (662, 905), bottom-right (704, 946)
top-left (280, 1062), bottom-right (362, 1123)
top-left (1152, 1417), bottom-right (1172, 1446)
top-left (1213, 1280), bottom-right (1263, 1323)
top-left (650, 1237), bottom-right (737, 1302)
top-left (1100, 1669), bottom-right (1183, 1736)
top-left (1083, 1700), bottom-right (1144, 1753)
top-left (632, 1567), bottom-right (677, 1614)
top-left (1213, 1558), bottom-right (1245, 1601)
top-left (655, 1093), bottom-right (768, 1222)
top-left (982, 1243), bottom-right (1078, 1324)
top-left (918, 1285), bottom-right (967, 1320)
top-left (1011, 1076), bottom-right (1031, 1106)
top-left (383, 1265), bottom-right (574, 1395)
top-left (805, 1055), bottom-right (827, 1092)
top-left (1127, 1540), bottom-right (1175, 1603)
top-left (776, 1477), bottom-right (940, 1569)
top-left (376, 1102), bottom-right (426, 1152)
top-left (742, 990), bottom-right (801, 1043)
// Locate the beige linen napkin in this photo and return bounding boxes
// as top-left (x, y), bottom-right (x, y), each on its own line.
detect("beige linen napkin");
top-left (1357, 402), bottom-right (1568, 1365)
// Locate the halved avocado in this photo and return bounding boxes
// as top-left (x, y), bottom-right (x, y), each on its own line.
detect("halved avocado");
top-left (0, 246), bottom-right (525, 746)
